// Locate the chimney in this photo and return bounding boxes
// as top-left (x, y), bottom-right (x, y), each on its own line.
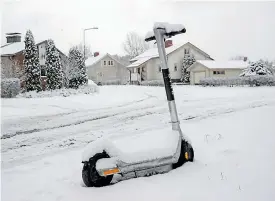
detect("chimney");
top-left (6, 32), bottom-right (21, 44)
top-left (243, 56), bottom-right (248, 62)
top-left (165, 39), bottom-right (173, 48)
top-left (94, 52), bottom-right (99, 57)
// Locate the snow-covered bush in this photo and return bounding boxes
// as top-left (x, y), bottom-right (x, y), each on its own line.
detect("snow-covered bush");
top-left (67, 47), bottom-right (88, 89)
top-left (45, 39), bottom-right (63, 90)
top-left (181, 53), bottom-right (195, 83)
top-left (17, 82), bottom-right (99, 98)
top-left (200, 76), bottom-right (275, 87)
top-left (23, 30), bottom-right (42, 92)
top-left (1, 78), bottom-right (20, 98)
top-left (240, 60), bottom-right (272, 76)
top-left (99, 80), bottom-right (122, 85)
top-left (140, 80), bottom-right (164, 86)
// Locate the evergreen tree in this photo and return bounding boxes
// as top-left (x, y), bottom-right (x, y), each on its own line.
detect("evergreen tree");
top-left (240, 60), bottom-right (272, 76)
top-left (23, 30), bottom-right (41, 92)
top-left (45, 39), bottom-right (63, 90)
top-left (68, 47), bottom-right (88, 89)
top-left (181, 53), bottom-right (196, 83)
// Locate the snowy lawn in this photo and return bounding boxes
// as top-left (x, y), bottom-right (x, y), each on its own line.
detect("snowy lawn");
top-left (1, 85), bottom-right (275, 201)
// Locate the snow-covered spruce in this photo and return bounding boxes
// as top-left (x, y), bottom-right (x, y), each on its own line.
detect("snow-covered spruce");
top-left (240, 60), bottom-right (272, 76)
top-left (45, 39), bottom-right (63, 90)
top-left (23, 30), bottom-right (42, 92)
top-left (181, 53), bottom-right (195, 83)
top-left (68, 47), bottom-right (88, 89)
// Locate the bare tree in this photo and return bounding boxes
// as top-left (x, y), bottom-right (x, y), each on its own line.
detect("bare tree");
top-left (72, 43), bottom-right (93, 60)
top-left (1, 56), bottom-right (24, 81)
top-left (230, 55), bottom-right (248, 61)
top-left (123, 32), bottom-right (150, 59)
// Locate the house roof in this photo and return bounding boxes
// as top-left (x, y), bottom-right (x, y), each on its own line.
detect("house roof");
top-left (127, 42), bottom-right (213, 68)
top-left (0, 42), bottom-right (25, 56)
top-left (188, 60), bottom-right (249, 71)
top-left (127, 57), bottom-right (151, 68)
top-left (85, 53), bottom-right (126, 67)
top-left (0, 40), bottom-right (67, 58)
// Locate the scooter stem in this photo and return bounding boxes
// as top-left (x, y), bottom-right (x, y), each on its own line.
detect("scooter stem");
top-left (154, 28), bottom-right (181, 131)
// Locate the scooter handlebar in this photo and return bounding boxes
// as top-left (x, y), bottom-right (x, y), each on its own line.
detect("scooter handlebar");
top-left (145, 27), bottom-right (186, 42)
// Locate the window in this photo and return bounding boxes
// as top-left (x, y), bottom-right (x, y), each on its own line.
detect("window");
top-left (103, 61), bottom-right (107, 66)
top-left (213, 70), bottom-right (225, 75)
top-left (158, 65), bottom-right (162, 72)
top-left (41, 65), bottom-right (46, 76)
top-left (184, 48), bottom-right (190, 54)
top-left (174, 63), bottom-right (178, 71)
top-left (137, 68), bottom-right (140, 74)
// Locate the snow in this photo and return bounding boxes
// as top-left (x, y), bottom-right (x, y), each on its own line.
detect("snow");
top-left (192, 60), bottom-right (249, 70)
top-left (0, 42), bottom-right (25, 55)
top-left (127, 57), bottom-right (151, 68)
top-left (16, 83), bottom-right (99, 98)
top-left (154, 22), bottom-right (185, 33)
top-left (145, 22), bottom-right (185, 41)
top-left (2, 85), bottom-right (275, 201)
top-left (85, 54), bottom-right (106, 66)
top-left (82, 128), bottom-right (180, 164)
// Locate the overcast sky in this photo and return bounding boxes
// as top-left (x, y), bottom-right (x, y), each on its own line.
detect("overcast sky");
top-left (1, 0), bottom-right (275, 61)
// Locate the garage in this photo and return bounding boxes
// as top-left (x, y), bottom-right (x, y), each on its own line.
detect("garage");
top-left (194, 71), bottom-right (206, 84)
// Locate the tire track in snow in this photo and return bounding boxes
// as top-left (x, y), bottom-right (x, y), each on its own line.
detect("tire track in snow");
top-left (1, 95), bottom-right (159, 139)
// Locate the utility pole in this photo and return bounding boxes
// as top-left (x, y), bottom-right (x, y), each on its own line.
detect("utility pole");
top-left (83, 27), bottom-right (98, 59)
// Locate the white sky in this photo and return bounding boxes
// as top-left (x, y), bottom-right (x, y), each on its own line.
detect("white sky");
top-left (1, 0), bottom-right (275, 61)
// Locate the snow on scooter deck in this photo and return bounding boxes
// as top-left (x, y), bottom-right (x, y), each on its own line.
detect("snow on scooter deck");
top-left (82, 128), bottom-right (181, 167)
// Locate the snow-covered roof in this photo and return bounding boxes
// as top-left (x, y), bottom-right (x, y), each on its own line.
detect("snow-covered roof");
top-left (127, 42), bottom-right (213, 69)
top-left (189, 60), bottom-right (249, 70)
top-left (127, 57), bottom-right (151, 68)
top-left (130, 43), bottom-right (184, 62)
top-left (85, 54), bottom-right (107, 66)
top-left (0, 40), bottom-right (67, 57)
top-left (85, 53), bottom-right (126, 67)
top-left (0, 42), bottom-right (25, 56)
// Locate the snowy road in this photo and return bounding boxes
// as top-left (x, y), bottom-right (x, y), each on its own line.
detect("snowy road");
top-left (2, 85), bottom-right (275, 201)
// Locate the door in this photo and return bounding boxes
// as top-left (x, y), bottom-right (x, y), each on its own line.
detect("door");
top-left (194, 71), bottom-right (206, 84)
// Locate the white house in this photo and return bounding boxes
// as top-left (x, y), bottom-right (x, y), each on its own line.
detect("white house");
top-left (126, 40), bottom-right (213, 84)
top-left (187, 60), bottom-right (249, 85)
top-left (85, 53), bottom-right (129, 85)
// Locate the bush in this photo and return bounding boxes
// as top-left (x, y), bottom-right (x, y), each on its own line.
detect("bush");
top-left (17, 83), bottom-right (99, 98)
top-left (99, 80), bottom-right (122, 85)
top-left (200, 75), bottom-right (275, 87)
top-left (140, 80), bottom-right (164, 86)
top-left (1, 78), bottom-right (21, 98)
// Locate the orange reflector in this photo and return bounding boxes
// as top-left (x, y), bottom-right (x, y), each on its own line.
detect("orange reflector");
top-left (185, 152), bottom-right (189, 160)
top-left (103, 168), bottom-right (120, 176)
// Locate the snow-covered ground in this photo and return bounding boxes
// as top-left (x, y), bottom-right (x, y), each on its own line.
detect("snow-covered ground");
top-left (2, 85), bottom-right (275, 201)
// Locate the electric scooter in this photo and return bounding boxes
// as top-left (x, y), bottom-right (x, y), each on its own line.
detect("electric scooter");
top-left (81, 22), bottom-right (194, 187)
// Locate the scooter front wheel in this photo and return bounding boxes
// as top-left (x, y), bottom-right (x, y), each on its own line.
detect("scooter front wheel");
top-left (82, 152), bottom-right (113, 187)
top-left (172, 140), bottom-right (194, 169)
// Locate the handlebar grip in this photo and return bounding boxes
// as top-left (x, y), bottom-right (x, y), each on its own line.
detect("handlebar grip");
top-left (165, 27), bottom-right (186, 37)
top-left (145, 35), bottom-right (156, 42)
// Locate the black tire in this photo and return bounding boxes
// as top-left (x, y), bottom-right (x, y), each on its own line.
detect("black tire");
top-left (82, 152), bottom-right (113, 187)
top-left (172, 140), bottom-right (194, 169)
